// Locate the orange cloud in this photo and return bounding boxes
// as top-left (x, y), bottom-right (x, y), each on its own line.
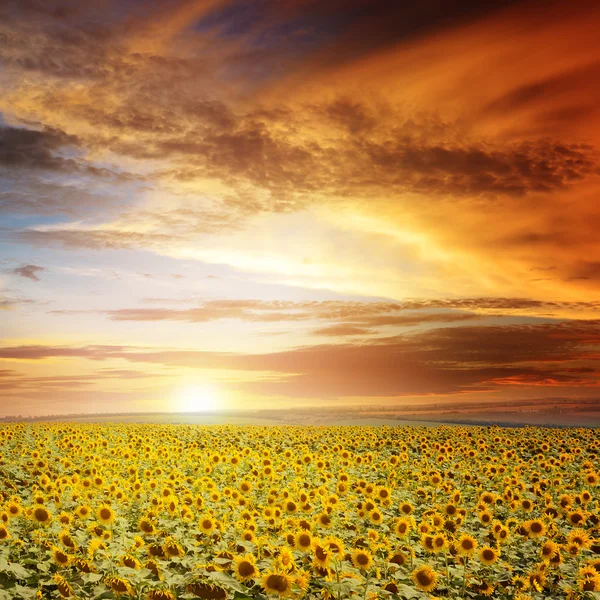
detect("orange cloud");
top-left (2, 0), bottom-right (600, 415)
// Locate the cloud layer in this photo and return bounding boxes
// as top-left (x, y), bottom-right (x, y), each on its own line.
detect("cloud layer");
top-left (1, 0), bottom-right (600, 414)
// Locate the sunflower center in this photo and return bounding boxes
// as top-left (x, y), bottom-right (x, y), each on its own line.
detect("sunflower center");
top-left (34, 507), bottom-right (49, 521)
top-left (238, 561), bottom-right (255, 577)
top-left (267, 574), bottom-right (289, 593)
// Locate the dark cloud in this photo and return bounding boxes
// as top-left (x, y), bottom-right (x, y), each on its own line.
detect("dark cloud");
top-left (397, 297), bottom-right (600, 312)
top-left (482, 63), bottom-right (600, 116)
top-left (199, 0), bottom-right (529, 72)
top-left (117, 106), bottom-right (597, 202)
top-left (2, 319), bottom-right (598, 397)
top-left (355, 138), bottom-right (595, 197)
top-left (0, 125), bottom-right (79, 171)
top-left (47, 297), bottom-right (600, 326)
top-left (1, 0), bottom-right (597, 247)
top-left (566, 261), bottom-right (600, 281)
top-left (10, 264), bottom-right (45, 281)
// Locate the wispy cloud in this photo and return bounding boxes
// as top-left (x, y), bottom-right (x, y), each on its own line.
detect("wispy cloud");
top-left (10, 264), bottom-right (45, 281)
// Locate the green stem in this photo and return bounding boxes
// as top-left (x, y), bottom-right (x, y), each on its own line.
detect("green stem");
top-left (444, 551), bottom-right (449, 587)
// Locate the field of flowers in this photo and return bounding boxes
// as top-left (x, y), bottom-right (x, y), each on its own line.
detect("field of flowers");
top-left (0, 423), bottom-right (599, 600)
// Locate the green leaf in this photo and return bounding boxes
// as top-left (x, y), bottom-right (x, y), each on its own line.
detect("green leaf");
top-left (208, 571), bottom-right (246, 594)
top-left (7, 564), bottom-right (31, 580)
top-left (13, 585), bottom-right (37, 599)
top-left (396, 584), bottom-right (421, 599)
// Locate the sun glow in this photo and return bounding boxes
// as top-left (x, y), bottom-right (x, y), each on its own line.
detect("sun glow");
top-left (175, 383), bottom-right (220, 413)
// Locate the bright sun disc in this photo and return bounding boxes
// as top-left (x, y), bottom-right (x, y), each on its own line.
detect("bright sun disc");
top-left (175, 383), bottom-right (219, 412)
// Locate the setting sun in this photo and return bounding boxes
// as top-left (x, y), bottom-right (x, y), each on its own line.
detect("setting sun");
top-left (174, 384), bottom-right (220, 413)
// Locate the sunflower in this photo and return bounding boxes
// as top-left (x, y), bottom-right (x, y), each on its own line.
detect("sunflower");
top-left (479, 546), bottom-right (499, 565)
top-left (186, 579), bottom-right (227, 599)
top-left (295, 531), bottom-right (312, 551)
top-left (393, 517), bottom-right (411, 537)
top-left (132, 535), bottom-right (145, 550)
top-left (566, 542), bottom-right (581, 557)
top-left (31, 505), bottom-right (52, 525)
top-left (199, 516), bottom-right (216, 535)
top-left (59, 530), bottom-right (77, 550)
top-left (472, 580), bottom-right (495, 596)
top-left (585, 472), bottom-right (599, 486)
top-left (399, 502), bottom-right (414, 515)
top-left (512, 575), bottom-right (530, 591)
top-left (146, 559), bottom-right (162, 580)
top-left (105, 576), bottom-right (134, 597)
top-left (421, 534), bottom-right (435, 553)
top-left (276, 547), bottom-right (296, 572)
top-left (0, 525), bottom-right (11, 541)
top-left (568, 510), bottom-right (586, 527)
top-left (53, 574), bottom-right (73, 598)
top-left (52, 546), bottom-right (71, 567)
top-left (568, 528), bottom-right (592, 549)
top-left (579, 575), bottom-right (600, 593)
top-left (122, 554), bottom-right (142, 569)
top-left (6, 501), bottom-right (21, 518)
top-left (139, 517), bottom-right (155, 535)
top-left (528, 571), bottom-right (546, 592)
top-left (524, 519), bottom-right (545, 538)
top-left (520, 499), bottom-right (533, 512)
top-left (377, 486), bottom-right (391, 501)
top-left (163, 537), bottom-right (184, 558)
top-left (540, 540), bottom-right (560, 561)
top-left (73, 558), bottom-right (96, 574)
top-left (323, 536), bottom-right (345, 557)
top-left (97, 504), bottom-right (116, 525)
top-left (88, 538), bottom-right (107, 558)
top-left (316, 513), bottom-right (332, 528)
top-left (411, 565), bottom-right (439, 592)
top-left (75, 505), bottom-right (91, 520)
top-left (147, 591), bottom-right (176, 600)
top-left (431, 533), bottom-right (448, 554)
top-left (351, 548), bottom-right (373, 570)
top-left (233, 554), bottom-right (260, 582)
top-left (261, 570), bottom-right (294, 597)
top-left (418, 522), bottom-right (431, 535)
top-left (368, 508), bottom-right (383, 526)
top-left (479, 510), bottom-right (493, 525)
top-left (579, 566), bottom-right (599, 579)
top-left (58, 512), bottom-right (72, 526)
top-left (312, 540), bottom-right (330, 568)
top-left (588, 559), bottom-right (600, 573)
top-left (295, 569), bottom-right (311, 595)
top-left (241, 529), bottom-right (256, 543)
top-left (494, 526), bottom-right (510, 544)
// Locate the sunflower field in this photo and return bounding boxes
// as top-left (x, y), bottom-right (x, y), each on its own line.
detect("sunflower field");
top-left (1, 423), bottom-right (600, 600)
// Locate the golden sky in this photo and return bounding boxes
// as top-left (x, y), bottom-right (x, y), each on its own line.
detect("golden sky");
top-left (1, 0), bottom-right (600, 416)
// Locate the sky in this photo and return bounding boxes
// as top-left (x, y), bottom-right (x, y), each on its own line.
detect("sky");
top-left (1, 0), bottom-right (600, 417)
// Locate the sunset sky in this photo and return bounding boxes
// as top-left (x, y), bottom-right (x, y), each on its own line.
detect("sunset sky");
top-left (1, 0), bottom-right (600, 417)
